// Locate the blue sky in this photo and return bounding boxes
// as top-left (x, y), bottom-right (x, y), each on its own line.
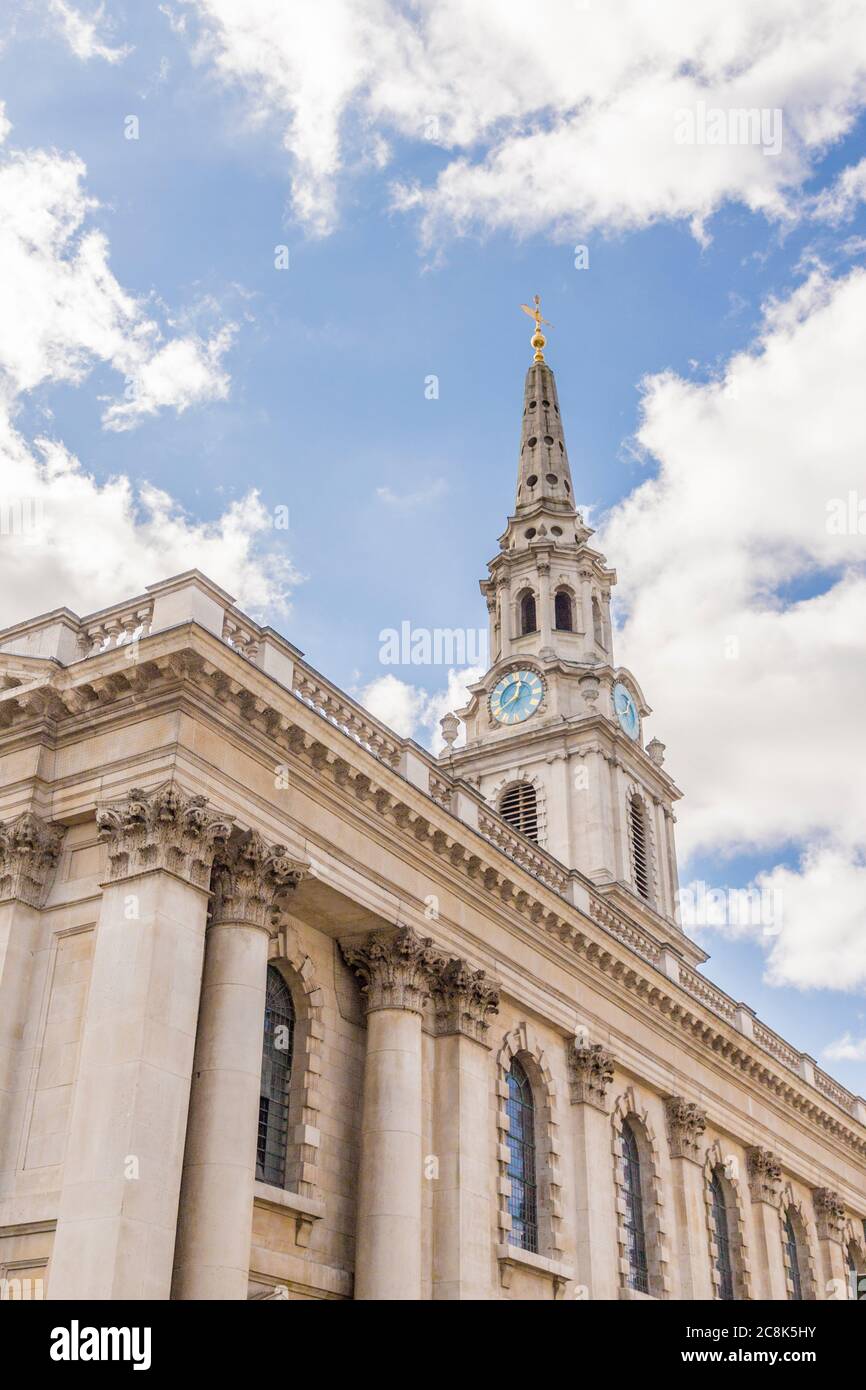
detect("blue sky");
top-left (2, 1), bottom-right (866, 1094)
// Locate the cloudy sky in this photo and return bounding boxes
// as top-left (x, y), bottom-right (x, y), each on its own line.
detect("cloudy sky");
top-left (2, 1), bottom-right (866, 1092)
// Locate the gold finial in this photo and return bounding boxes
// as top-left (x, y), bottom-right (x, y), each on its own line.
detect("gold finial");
top-left (520, 294), bottom-right (553, 362)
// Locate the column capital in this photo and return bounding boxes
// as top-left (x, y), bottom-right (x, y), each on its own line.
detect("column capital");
top-left (664, 1095), bottom-right (707, 1162)
top-left (97, 782), bottom-right (233, 889)
top-left (0, 811), bottom-right (66, 907)
top-left (568, 1040), bottom-right (615, 1110)
top-left (813, 1187), bottom-right (846, 1243)
top-left (211, 829), bottom-right (307, 928)
top-left (746, 1145), bottom-right (782, 1205)
top-left (340, 925), bottom-right (445, 1015)
top-left (433, 958), bottom-right (500, 1043)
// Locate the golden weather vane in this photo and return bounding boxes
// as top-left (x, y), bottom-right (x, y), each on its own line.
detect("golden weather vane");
top-left (520, 294), bottom-right (552, 363)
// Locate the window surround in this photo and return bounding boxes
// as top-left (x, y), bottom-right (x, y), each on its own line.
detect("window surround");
top-left (625, 784), bottom-right (658, 906)
top-left (489, 770), bottom-right (548, 849)
top-left (265, 921), bottom-right (326, 1203)
top-left (702, 1141), bottom-right (752, 1300)
top-left (611, 1087), bottom-right (672, 1299)
top-left (495, 1023), bottom-right (565, 1272)
top-left (779, 1187), bottom-right (819, 1301)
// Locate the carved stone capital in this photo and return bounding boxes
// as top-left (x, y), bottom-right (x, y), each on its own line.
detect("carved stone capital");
top-left (210, 830), bottom-right (307, 928)
top-left (568, 1040), bottom-right (615, 1109)
top-left (664, 1095), bottom-right (707, 1161)
top-left (813, 1187), bottom-right (846, 1243)
top-left (340, 925), bottom-right (445, 1015)
top-left (746, 1146), bottom-right (782, 1205)
top-left (433, 958), bottom-right (500, 1043)
top-left (0, 812), bottom-right (66, 907)
top-left (97, 783), bottom-right (233, 890)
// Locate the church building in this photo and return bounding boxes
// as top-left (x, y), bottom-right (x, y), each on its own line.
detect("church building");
top-left (0, 314), bottom-right (864, 1301)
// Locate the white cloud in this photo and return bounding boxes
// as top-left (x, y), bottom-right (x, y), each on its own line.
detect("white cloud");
top-left (0, 122), bottom-right (235, 429)
top-left (0, 414), bottom-right (299, 626)
top-left (810, 156), bottom-right (866, 223)
top-left (182, 0), bottom-right (866, 241)
top-left (824, 1030), bottom-right (866, 1062)
top-left (357, 664), bottom-right (484, 750)
top-left (0, 113), bottom-right (296, 626)
top-left (376, 479), bottom-right (447, 510)
top-left (599, 265), bottom-right (866, 992)
top-left (48, 0), bottom-right (131, 64)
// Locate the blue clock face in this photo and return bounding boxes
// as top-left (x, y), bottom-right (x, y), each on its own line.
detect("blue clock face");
top-left (613, 681), bottom-right (639, 739)
top-left (490, 669), bottom-right (544, 725)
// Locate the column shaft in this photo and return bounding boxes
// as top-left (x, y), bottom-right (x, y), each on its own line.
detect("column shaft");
top-left (356, 1007), bottom-right (423, 1300)
top-left (49, 871), bottom-right (212, 1299)
top-left (172, 922), bottom-right (269, 1300)
top-left (172, 827), bottom-right (306, 1300)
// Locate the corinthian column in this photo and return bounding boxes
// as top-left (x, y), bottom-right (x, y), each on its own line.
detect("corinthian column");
top-left (49, 785), bottom-right (232, 1301)
top-left (340, 926), bottom-right (444, 1301)
top-left (172, 831), bottom-right (306, 1301)
top-left (431, 960), bottom-right (499, 1300)
top-left (0, 813), bottom-right (65, 1182)
top-left (664, 1096), bottom-right (712, 1299)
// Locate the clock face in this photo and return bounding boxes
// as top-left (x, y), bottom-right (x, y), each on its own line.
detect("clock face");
top-left (613, 681), bottom-right (639, 740)
top-left (490, 669), bottom-right (544, 725)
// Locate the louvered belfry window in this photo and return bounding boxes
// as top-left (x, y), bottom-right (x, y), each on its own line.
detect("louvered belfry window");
top-left (257, 966), bottom-right (295, 1188)
top-left (554, 590), bottom-right (573, 631)
top-left (630, 794), bottom-right (650, 900)
top-left (500, 781), bottom-right (539, 842)
top-left (520, 590), bottom-right (537, 634)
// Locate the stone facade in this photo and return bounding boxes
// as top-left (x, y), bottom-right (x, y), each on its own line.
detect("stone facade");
top-left (0, 356), bottom-right (865, 1301)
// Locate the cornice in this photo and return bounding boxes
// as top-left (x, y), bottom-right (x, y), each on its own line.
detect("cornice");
top-left (1, 623), bottom-right (864, 1161)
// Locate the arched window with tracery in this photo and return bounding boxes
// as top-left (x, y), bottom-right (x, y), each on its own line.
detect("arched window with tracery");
top-left (622, 1119), bottom-right (649, 1293)
top-left (629, 794), bottom-right (651, 901)
top-left (519, 589), bottom-right (537, 635)
top-left (711, 1169), bottom-right (735, 1300)
top-left (554, 589), bottom-right (573, 631)
top-left (783, 1210), bottom-right (804, 1301)
top-left (506, 1058), bottom-right (538, 1253)
top-left (257, 966), bottom-right (295, 1188)
top-left (500, 781), bottom-right (539, 842)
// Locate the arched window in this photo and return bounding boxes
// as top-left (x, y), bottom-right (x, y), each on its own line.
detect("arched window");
top-left (783, 1210), bottom-right (804, 1301)
top-left (629, 795), bottom-right (651, 901)
top-left (622, 1119), bottom-right (649, 1293)
top-left (520, 590), bottom-right (537, 635)
top-left (506, 1059), bottom-right (538, 1253)
top-left (711, 1170), bottom-right (735, 1300)
top-left (500, 781), bottom-right (539, 842)
top-left (845, 1251), bottom-right (861, 1301)
top-left (592, 595), bottom-right (604, 648)
top-left (554, 589), bottom-right (573, 631)
top-left (257, 966), bottom-right (295, 1188)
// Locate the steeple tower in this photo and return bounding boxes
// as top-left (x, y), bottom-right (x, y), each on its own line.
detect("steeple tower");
top-left (444, 302), bottom-right (690, 951)
top-left (515, 295), bottom-right (577, 521)
top-left (515, 360), bottom-right (577, 520)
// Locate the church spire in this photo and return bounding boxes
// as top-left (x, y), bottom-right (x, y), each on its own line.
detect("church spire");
top-left (515, 298), bottom-right (577, 518)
